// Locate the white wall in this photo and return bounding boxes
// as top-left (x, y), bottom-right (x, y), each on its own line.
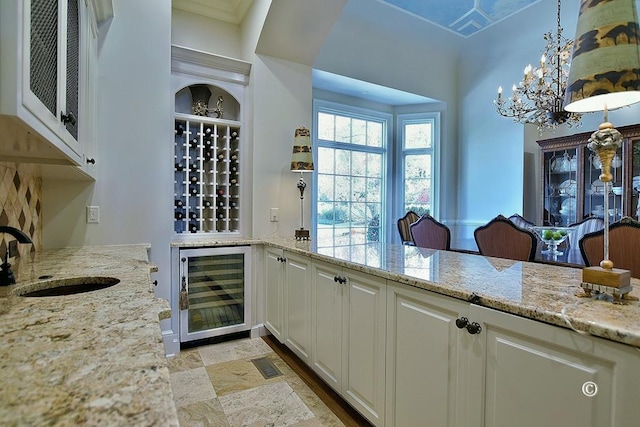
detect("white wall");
top-left (43, 0), bottom-right (173, 314)
top-left (171, 8), bottom-right (241, 59)
top-left (314, 0), bottom-right (459, 223)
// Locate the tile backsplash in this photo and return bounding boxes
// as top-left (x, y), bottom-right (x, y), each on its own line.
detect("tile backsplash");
top-left (0, 163), bottom-right (42, 258)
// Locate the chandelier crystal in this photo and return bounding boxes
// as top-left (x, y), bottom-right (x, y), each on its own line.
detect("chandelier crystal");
top-left (493, 0), bottom-right (582, 132)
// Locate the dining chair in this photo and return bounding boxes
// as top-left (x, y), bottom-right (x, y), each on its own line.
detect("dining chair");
top-left (409, 214), bottom-right (451, 250)
top-left (579, 217), bottom-right (640, 279)
top-left (567, 216), bottom-right (604, 249)
top-left (507, 213), bottom-right (535, 229)
top-left (474, 215), bottom-right (538, 261)
top-left (397, 211), bottom-right (420, 245)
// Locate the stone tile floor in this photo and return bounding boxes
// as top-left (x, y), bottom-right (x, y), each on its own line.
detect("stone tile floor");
top-left (167, 337), bottom-right (346, 426)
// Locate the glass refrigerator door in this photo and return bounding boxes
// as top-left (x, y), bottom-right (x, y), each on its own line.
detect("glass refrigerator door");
top-left (179, 246), bottom-right (251, 342)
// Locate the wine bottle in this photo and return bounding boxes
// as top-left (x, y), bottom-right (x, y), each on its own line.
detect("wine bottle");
top-left (175, 162), bottom-right (184, 171)
top-left (230, 201), bottom-right (237, 208)
top-left (230, 131), bottom-right (238, 140)
top-left (189, 162), bottom-right (198, 171)
top-left (190, 138), bottom-right (198, 148)
top-left (203, 200), bottom-right (212, 208)
top-left (217, 153), bottom-right (225, 160)
top-left (175, 211), bottom-right (185, 220)
top-left (190, 175), bottom-right (198, 183)
top-left (217, 200), bottom-right (225, 207)
top-left (217, 212), bottom-right (225, 219)
top-left (230, 178), bottom-right (237, 184)
top-left (189, 212), bottom-right (198, 220)
top-left (175, 124), bottom-right (184, 135)
top-left (189, 223), bottom-right (198, 233)
top-left (175, 199), bottom-right (184, 208)
top-left (230, 165), bottom-right (238, 172)
top-left (217, 188), bottom-right (224, 196)
top-left (189, 186), bottom-right (198, 195)
top-left (231, 154), bottom-right (238, 161)
top-left (205, 127), bottom-right (212, 135)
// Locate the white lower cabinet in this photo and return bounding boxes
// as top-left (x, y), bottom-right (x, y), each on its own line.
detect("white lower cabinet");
top-left (468, 304), bottom-right (640, 427)
top-left (264, 247), bottom-right (285, 342)
top-left (385, 282), bottom-right (469, 427)
top-left (311, 260), bottom-right (386, 426)
top-left (264, 247), bottom-right (312, 363)
top-left (386, 282), bottom-right (640, 427)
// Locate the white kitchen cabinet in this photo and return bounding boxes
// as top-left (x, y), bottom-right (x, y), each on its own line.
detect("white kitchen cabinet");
top-left (264, 247), bottom-right (312, 363)
top-left (386, 281), bottom-right (640, 427)
top-left (385, 282), bottom-right (470, 427)
top-left (467, 304), bottom-right (640, 427)
top-left (0, 0), bottom-right (109, 176)
top-left (264, 247), bottom-right (285, 343)
top-left (311, 260), bottom-right (386, 426)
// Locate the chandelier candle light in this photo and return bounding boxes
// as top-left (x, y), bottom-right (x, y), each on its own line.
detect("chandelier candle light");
top-left (563, 0), bottom-right (640, 300)
top-left (494, 0), bottom-right (582, 132)
top-left (291, 126), bottom-right (314, 240)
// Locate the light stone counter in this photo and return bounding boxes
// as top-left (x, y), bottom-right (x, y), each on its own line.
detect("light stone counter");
top-left (254, 238), bottom-right (640, 348)
top-left (0, 245), bottom-right (178, 426)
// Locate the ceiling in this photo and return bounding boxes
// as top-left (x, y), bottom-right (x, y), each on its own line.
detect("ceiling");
top-left (379, 0), bottom-right (543, 38)
top-left (171, 0), bottom-right (547, 105)
top-left (172, 0), bottom-right (544, 37)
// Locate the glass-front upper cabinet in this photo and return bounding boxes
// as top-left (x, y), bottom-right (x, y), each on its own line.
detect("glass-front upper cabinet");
top-left (538, 124), bottom-right (640, 226)
top-left (542, 148), bottom-right (579, 226)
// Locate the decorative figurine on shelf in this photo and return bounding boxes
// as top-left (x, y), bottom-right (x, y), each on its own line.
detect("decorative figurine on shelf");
top-left (214, 96), bottom-right (224, 118)
top-left (190, 85), bottom-right (212, 116)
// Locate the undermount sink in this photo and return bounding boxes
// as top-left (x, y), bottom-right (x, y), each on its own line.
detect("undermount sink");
top-left (17, 277), bottom-right (121, 297)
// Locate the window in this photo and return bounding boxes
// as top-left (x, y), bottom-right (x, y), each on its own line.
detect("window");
top-left (313, 101), bottom-right (440, 247)
top-left (399, 114), bottom-right (438, 218)
top-left (314, 101), bottom-right (389, 249)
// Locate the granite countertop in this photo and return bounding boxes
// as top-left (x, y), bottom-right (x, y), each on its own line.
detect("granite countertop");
top-left (258, 238), bottom-right (640, 348)
top-left (0, 245), bottom-right (178, 426)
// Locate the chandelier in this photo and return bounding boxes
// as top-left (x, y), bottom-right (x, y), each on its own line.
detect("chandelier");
top-left (493, 0), bottom-right (582, 132)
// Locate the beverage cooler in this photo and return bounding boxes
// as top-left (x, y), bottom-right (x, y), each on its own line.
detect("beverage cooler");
top-left (173, 246), bottom-right (251, 342)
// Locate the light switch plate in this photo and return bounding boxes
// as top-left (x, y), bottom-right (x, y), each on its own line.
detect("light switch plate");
top-left (270, 208), bottom-right (279, 222)
top-left (87, 206), bottom-right (100, 223)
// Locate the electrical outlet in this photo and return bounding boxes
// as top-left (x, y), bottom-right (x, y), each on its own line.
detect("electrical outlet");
top-left (270, 208), bottom-right (279, 222)
top-left (87, 206), bottom-right (100, 224)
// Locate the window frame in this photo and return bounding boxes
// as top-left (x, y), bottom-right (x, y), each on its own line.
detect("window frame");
top-left (394, 112), bottom-right (441, 232)
top-left (312, 99), bottom-right (393, 243)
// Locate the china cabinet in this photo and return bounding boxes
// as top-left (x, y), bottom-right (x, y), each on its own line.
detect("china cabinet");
top-left (537, 124), bottom-right (640, 225)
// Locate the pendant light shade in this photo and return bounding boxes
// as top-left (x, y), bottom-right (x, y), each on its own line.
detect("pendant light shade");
top-left (563, 0), bottom-right (640, 113)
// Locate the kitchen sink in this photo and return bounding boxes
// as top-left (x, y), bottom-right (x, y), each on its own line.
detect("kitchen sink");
top-left (17, 277), bottom-right (121, 297)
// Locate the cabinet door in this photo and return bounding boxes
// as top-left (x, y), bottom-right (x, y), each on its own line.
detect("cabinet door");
top-left (284, 252), bottom-right (312, 363)
top-left (469, 305), bottom-right (640, 427)
top-left (24, 0), bottom-right (82, 155)
top-left (264, 247), bottom-right (284, 342)
top-left (342, 269), bottom-right (386, 426)
top-left (385, 283), bottom-right (468, 427)
top-left (542, 148), bottom-right (579, 226)
top-left (311, 260), bottom-right (344, 391)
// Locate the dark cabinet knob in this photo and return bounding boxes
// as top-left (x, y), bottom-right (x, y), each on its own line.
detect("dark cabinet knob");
top-left (334, 276), bottom-right (339, 282)
top-left (466, 322), bottom-right (482, 335)
top-left (86, 157), bottom-right (95, 164)
top-left (455, 317), bottom-right (469, 329)
top-left (153, 280), bottom-right (158, 287)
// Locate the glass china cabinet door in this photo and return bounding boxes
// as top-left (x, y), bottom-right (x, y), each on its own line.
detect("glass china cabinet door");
top-left (543, 149), bottom-right (578, 226)
top-left (631, 138), bottom-right (640, 220)
top-left (583, 145), bottom-right (623, 222)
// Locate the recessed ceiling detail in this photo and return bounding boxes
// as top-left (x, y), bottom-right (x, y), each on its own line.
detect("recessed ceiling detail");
top-left (378, 0), bottom-right (542, 37)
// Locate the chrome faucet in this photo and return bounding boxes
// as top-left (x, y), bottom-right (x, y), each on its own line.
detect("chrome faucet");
top-left (0, 226), bottom-right (33, 286)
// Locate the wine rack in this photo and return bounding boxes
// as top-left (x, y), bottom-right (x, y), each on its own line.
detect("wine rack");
top-left (174, 114), bottom-right (240, 234)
